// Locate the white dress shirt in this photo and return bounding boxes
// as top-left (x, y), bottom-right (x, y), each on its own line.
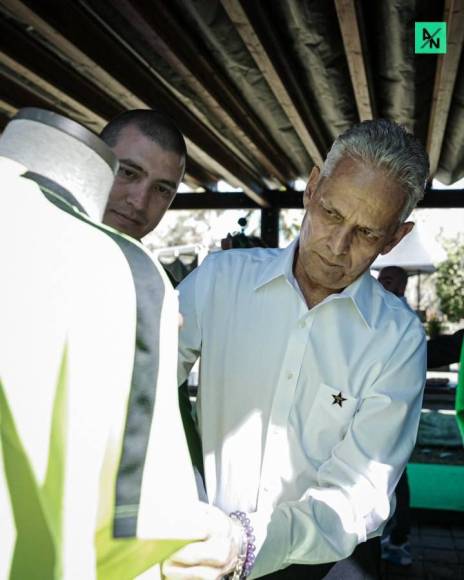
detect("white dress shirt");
top-left (178, 239), bottom-right (426, 578)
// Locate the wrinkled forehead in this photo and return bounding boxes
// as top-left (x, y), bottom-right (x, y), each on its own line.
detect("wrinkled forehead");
top-left (317, 158), bottom-right (407, 228)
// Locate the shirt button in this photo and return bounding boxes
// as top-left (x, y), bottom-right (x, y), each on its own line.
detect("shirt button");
top-left (287, 371), bottom-right (293, 380)
top-left (299, 320), bottom-right (306, 328)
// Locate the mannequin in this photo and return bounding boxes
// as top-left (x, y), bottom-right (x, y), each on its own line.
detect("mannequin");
top-left (0, 107), bottom-right (116, 220)
top-left (0, 109), bottom-right (202, 579)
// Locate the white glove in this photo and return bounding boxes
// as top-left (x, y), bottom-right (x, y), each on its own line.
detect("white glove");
top-left (162, 503), bottom-right (242, 580)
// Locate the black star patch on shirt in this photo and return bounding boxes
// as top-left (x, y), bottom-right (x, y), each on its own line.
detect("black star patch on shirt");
top-left (331, 391), bottom-right (347, 407)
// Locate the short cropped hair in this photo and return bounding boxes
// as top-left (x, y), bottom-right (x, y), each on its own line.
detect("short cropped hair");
top-left (379, 266), bottom-right (408, 288)
top-left (100, 109), bottom-right (187, 159)
top-left (321, 119), bottom-right (429, 222)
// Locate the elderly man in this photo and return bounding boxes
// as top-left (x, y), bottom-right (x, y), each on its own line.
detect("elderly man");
top-left (100, 109), bottom-right (186, 240)
top-left (163, 119), bottom-right (428, 580)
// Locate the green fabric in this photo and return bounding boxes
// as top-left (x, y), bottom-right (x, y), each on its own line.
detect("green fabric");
top-left (96, 528), bottom-right (189, 580)
top-left (0, 347), bottom-right (68, 579)
top-left (408, 463), bottom-right (464, 511)
top-left (455, 337), bottom-right (464, 442)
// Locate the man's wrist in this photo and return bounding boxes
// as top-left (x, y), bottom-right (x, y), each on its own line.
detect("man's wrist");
top-left (228, 511), bottom-right (256, 579)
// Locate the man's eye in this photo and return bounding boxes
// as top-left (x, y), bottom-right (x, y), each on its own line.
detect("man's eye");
top-left (359, 228), bottom-right (378, 241)
top-left (323, 206), bottom-right (340, 220)
top-left (155, 184), bottom-right (173, 197)
top-left (118, 166), bottom-right (136, 179)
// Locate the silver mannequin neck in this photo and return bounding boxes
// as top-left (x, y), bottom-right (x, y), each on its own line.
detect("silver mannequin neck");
top-left (0, 112), bottom-right (116, 222)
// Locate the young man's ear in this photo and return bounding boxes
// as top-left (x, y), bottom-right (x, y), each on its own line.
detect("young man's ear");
top-left (380, 221), bottom-right (414, 255)
top-left (303, 166), bottom-right (320, 209)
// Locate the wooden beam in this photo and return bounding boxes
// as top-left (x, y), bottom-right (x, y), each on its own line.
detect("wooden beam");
top-left (77, 0), bottom-right (268, 206)
top-left (0, 72), bottom-right (64, 113)
top-left (335, 0), bottom-right (374, 122)
top-left (221, 0), bottom-right (325, 167)
top-left (185, 157), bottom-right (219, 190)
top-left (170, 189), bottom-right (464, 210)
top-left (0, 111), bottom-right (10, 131)
top-left (105, 0), bottom-right (296, 186)
top-left (171, 192), bottom-right (261, 210)
top-left (420, 188), bottom-right (464, 208)
top-left (261, 208), bottom-right (280, 247)
top-left (0, 15), bottom-right (123, 123)
top-left (170, 190), bottom-right (303, 210)
top-left (0, 51), bottom-right (107, 132)
top-left (0, 98), bottom-right (17, 119)
top-left (426, 0), bottom-right (464, 175)
top-left (0, 0), bottom-right (269, 206)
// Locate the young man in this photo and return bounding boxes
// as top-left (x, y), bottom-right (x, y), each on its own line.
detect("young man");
top-left (101, 109), bottom-right (205, 496)
top-left (164, 120), bottom-right (429, 580)
top-left (101, 109), bottom-right (186, 240)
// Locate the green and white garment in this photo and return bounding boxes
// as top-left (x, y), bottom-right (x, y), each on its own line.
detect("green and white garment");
top-left (0, 157), bottom-right (202, 579)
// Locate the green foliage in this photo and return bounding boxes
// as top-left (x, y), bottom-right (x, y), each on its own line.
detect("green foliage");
top-left (425, 313), bottom-right (446, 339)
top-left (436, 236), bottom-right (464, 322)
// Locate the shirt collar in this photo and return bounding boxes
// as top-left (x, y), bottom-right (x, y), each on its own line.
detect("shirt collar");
top-left (334, 271), bottom-right (374, 330)
top-left (253, 238), bottom-right (299, 291)
top-left (254, 237), bottom-right (375, 329)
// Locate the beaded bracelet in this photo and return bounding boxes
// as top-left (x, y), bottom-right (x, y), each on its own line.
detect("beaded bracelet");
top-left (229, 519), bottom-right (247, 579)
top-left (229, 511), bottom-right (256, 579)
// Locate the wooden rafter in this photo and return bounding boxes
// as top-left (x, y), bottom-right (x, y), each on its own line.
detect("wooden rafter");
top-left (0, 15), bottom-right (123, 123)
top-left (185, 157), bottom-right (219, 191)
top-left (335, 0), bottom-right (374, 122)
top-left (108, 0), bottom-right (295, 186)
top-left (0, 72), bottom-right (65, 113)
top-left (0, 0), bottom-right (269, 206)
top-left (426, 0), bottom-right (464, 176)
top-left (170, 188), bottom-right (464, 210)
top-left (0, 51), bottom-right (107, 131)
top-left (221, 0), bottom-right (325, 168)
top-left (0, 98), bottom-right (17, 119)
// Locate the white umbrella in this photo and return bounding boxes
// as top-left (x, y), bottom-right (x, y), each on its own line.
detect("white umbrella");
top-left (371, 227), bottom-right (436, 274)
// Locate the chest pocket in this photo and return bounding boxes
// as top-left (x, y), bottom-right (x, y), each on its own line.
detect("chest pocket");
top-left (303, 383), bottom-right (359, 465)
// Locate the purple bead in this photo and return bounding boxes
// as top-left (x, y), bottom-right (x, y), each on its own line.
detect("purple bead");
top-left (229, 510), bottom-right (255, 578)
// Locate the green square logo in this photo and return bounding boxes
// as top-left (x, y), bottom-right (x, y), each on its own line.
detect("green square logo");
top-left (415, 22), bottom-right (447, 54)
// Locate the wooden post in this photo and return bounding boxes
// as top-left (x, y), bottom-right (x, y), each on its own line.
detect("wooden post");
top-left (261, 208), bottom-right (280, 248)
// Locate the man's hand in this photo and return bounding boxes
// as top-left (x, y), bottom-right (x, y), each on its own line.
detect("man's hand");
top-left (162, 503), bottom-right (242, 579)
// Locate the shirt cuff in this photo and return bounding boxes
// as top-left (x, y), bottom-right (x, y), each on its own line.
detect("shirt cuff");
top-left (247, 507), bottom-right (289, 578)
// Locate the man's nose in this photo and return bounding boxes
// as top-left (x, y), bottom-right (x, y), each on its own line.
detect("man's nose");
top-left (328, 225), bottom-right (353, 256)
top-left (127, 183), bottom-right (150, 211)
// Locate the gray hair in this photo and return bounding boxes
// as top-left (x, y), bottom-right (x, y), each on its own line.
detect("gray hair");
top-left (321, 119), bottom-right (429, 222)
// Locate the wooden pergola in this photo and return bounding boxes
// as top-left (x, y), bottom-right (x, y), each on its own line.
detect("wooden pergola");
top-left (0, 0), bottom-right (463, 246)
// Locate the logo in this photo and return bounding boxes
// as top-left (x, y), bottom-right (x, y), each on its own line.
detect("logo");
top-left (415, 22), bottom-right (447, 54)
